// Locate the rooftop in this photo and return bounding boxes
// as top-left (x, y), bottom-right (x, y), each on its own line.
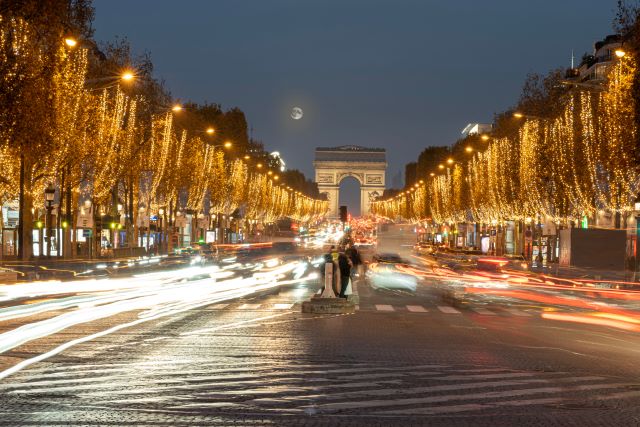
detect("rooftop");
top-left (314, 145), bottom-right (386, 163)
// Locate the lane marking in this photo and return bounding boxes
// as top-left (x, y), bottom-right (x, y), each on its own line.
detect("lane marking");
top-left (471, 307), bottom-right (496, 315)
top-left (406, 305), bottom-right (428, 313)
top-left (273, 303), bottom-right (294, 310)
top-left (238, 303), bottom-right (261, 310)
top-left (437, 305), bottom-right (461, 314)
top-left (504, 308), bottom-right (532, 317)
top-left (375, 304), bottom-right (394, 312)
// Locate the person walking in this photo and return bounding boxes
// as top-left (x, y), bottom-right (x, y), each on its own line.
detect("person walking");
top-left (337, 250), bottom-right (352, 298)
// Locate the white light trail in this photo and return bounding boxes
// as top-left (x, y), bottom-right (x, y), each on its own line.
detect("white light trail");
top-left (0, 259), bottom-right (315, 380)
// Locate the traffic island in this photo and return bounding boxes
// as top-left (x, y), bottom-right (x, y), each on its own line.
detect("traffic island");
top-left (303, 262), bottom-right (357, 314)
top-left (301, 296), bottom-right (356, 314)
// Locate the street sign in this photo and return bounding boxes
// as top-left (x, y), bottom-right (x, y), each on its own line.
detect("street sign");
top-left (82, 229), bottom-right (92, 237)
top-left (76, 208), bottom-right (94, 228)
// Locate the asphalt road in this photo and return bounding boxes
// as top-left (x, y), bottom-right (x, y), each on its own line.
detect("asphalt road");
top-left (1, 231), bottom-right (640, 426)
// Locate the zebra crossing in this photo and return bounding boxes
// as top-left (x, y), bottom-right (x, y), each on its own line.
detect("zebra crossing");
top-left (1, 358), bottom-right (637, 420)
top-left (361, 302), bottom-right (545, 317)
top-left (200, 299), bottom-right (548, 318)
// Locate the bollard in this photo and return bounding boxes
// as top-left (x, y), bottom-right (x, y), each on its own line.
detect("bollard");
top-left (320, 262), bottom-right (336, 298)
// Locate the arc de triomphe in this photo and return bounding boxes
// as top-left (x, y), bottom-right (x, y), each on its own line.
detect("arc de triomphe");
top-left (314, 146), bottom-right (386, 218)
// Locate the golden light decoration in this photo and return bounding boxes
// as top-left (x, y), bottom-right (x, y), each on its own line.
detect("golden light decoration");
top-left (372, 54), bottom-right (639, 228)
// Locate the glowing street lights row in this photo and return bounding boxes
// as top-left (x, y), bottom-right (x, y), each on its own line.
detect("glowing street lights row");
top-left (65, 37), bottom-right (316, 201)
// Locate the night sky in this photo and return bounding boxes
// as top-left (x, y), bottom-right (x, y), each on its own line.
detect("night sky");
top-left (94, 0), bottom-right (616, 214)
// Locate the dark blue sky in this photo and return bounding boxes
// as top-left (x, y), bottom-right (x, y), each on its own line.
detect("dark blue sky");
top-left (94, 0), bottom-right (616, 213)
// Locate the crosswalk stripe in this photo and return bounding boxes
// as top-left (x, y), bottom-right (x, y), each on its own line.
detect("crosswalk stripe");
top-left (311, 382), bottom-right (629, 413)
top-left (406, 305), bottom-right (428, 313)
top-left (435, 372), bottom-right (538, 380)
top-left (253, 376), bottom-right (604, 405)
top-left (437, 305), bottom-right (461, 314)
top-left (375, 304), bottom-right (394, 312)
top-left (238, 303), bottom-right (261, 310)
top-left (376, 397), bottom-right (563, 415)
top-left (504, 308), bottom-right (532, 317)
top-left (3, 364), bottom-right (449, 392)
top-left (471, 307), bottom-right (496, 315)
top-left (595, 389), bottom-right (640, 400)
top-left (273, 303), bottom-right (294, 310)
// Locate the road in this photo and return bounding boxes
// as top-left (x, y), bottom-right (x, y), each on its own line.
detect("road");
top-left (0, 231), bottom-right (640, 426)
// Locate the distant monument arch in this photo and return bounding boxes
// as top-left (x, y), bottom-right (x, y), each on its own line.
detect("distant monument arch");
top-left (314, 145), bottom-right (387, 218)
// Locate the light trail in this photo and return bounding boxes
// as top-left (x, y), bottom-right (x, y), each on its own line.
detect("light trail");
top-left (0, 258), bottom-right (316, 379)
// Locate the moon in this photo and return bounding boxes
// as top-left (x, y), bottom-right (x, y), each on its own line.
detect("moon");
top-left (291, 107), bottom-right (303, 120)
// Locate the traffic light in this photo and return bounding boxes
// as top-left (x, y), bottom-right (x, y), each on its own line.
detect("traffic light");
top-left (339, 205), bottom-right (348, 223)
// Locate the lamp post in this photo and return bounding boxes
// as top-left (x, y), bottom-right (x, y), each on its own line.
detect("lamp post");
top-left (158, 208), bottom-right (165, 255)
top-left (635, 200), bottom-right (640, 279)
top-left (44, 184), bottom-right (56, 258)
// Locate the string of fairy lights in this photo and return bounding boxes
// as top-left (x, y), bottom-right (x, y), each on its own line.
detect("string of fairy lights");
top-left (0, 15), bottom-right (328, 226)
top-left (372, 52), bottom-right (639, 226)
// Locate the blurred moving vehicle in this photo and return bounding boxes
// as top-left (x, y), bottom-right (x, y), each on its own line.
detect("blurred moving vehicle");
top-left (366, 253), bottom-right (418, 292)
top-left (413, 241), bottom-right (434, 255)
top-left (354, 236), bottom-right (376, 249)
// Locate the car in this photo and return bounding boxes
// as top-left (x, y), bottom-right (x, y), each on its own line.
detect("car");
top-left (413, 241), bottom-right (434, 255)
top-left (354, 238), bottom-right (376, 249)
top-left (366, 253), bottom-right (418, 291)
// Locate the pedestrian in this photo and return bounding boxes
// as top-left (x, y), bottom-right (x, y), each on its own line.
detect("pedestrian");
top-left (337, 250), bottom-right (352, 298)
top-left (331, 245), bottom-right (339, 262)
top-left (345, 243), bottom-right (362, 279)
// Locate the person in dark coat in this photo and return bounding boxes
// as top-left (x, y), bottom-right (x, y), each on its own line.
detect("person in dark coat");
top-left (345, 244), bottom-right (362, 277)
top-left (337, 251), bottom-right (352, 298)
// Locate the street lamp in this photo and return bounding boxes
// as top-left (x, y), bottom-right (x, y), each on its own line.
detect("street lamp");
top-left (481, 134), bottom-right (490, 141)
top-left (83, 71), bottom-right (138, 90)
top-left (208, 141), bottom-right (232, 149)
top-left (206, 127), bottom-right (215, 135)
top-left (172, 104), bottom-right (183, 112)
top-left (158, 208), bottom-right (165, 255)
top-left (513, 112), bottom-right (545, 120)
top-left (64, 37), bottom-right (77, 48)
top-left (615, 49), bottom-right (626, 58)
top-left (635, 198), bottom-right (640, 277)
top-left (465, 146), bottom-right (473, 153)
top-left (121, 71), bottom-right (135, 81)
top-left (44, 184), bottom-right (56, 258)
